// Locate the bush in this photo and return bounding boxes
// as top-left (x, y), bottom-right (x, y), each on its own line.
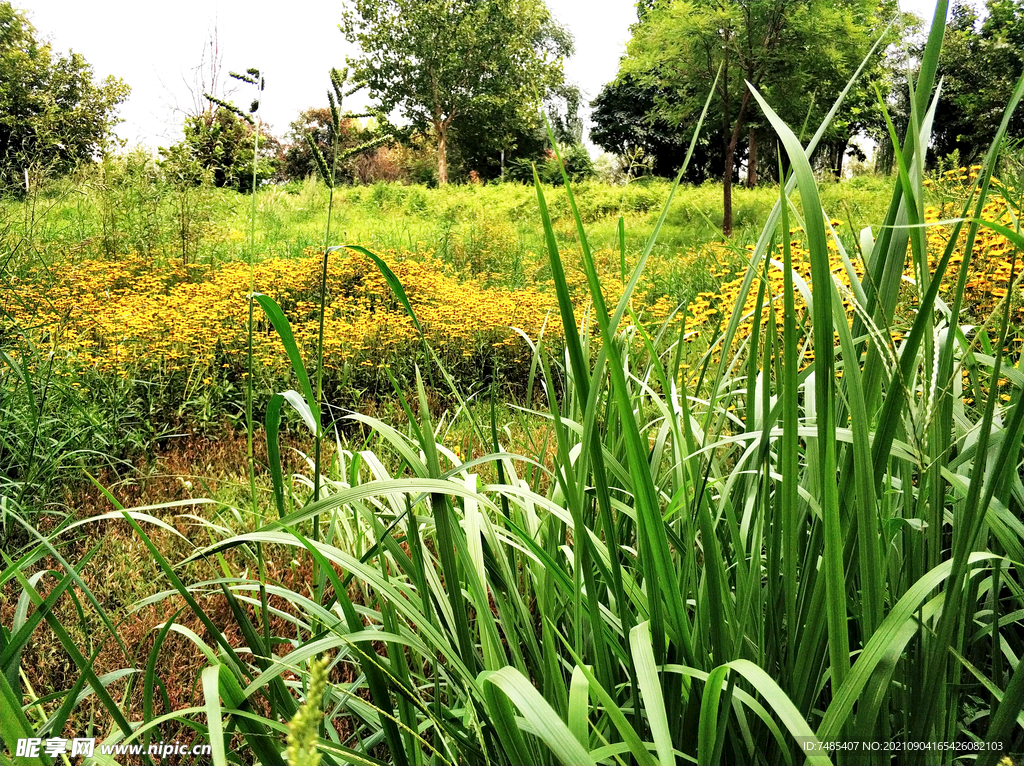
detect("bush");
top-left (160, 108), bottom-right (279, 193)
top-left (506, 142), bottom-right (595, 184)
top-left (0, 1), bottom-right (129, 193)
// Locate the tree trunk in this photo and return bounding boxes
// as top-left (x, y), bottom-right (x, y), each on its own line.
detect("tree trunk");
top-left (746, 128), bottom-right (757, 188)
top-left (723, 90), bottom-right (752, 238)
top-left (723, 142), bottom-right (734, 238)
top-left (778, 139), bottom-right (790, 179)
top-left (833, 138), bottom-right (847, 180)
top-left (437, 123), bottom-right (448, 185)
top-left (875, 137), bottom-right (894, 176)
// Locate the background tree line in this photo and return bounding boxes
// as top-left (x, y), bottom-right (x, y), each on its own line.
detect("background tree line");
top-left (591, 0), bottom-right (904, 235)
top-left (591, 0), bottom-right (1024, 233)
top-left (4, 0), bottom-right (1024, 210)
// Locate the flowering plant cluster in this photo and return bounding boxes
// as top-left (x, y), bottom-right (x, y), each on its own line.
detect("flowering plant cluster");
top-left (638, 196), bottom-right (1023, 391)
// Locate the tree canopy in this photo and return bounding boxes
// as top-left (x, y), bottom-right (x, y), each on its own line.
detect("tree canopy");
top-left (596, 0), bottom-right (895, 235)
top-left (591, 73), bottom-right (719, 182)
top-left (341, 0), bottom-right (571, 184)
top-left (931, 0), bottom-right (1024, 164)
top-left (160, 107), bottom-right (280, 193)
top-left (0, 1), bottom-right (128, 192)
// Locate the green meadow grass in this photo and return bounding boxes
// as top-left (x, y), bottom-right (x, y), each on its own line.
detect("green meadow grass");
top-left (2, 167), bottom-right (891, 281)
top-left (2, 3), bottom-right (1023, 764)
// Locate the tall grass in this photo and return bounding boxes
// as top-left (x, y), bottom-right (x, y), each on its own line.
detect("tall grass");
top-left (3, 2), bottom-right (1023, 764)
top-left (0, 167), bottom-right (893, 282)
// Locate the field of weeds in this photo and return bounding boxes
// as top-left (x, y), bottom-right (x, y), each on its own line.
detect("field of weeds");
top-left (3, 86), bottom-right (1024, 766)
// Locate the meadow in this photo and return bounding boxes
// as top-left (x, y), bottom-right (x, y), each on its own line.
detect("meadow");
top-left (2, 171), bottom-right (892, 482)
top-left (2, 43), bottom-right (1024, 766)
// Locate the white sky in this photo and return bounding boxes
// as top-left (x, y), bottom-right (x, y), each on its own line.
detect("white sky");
top-left (18, 0), bottom-right (940, 153)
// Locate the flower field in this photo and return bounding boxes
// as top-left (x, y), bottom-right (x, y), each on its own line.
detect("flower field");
top-left (5, 246), bottom-right (658, 422)
top-left (6, 181), bottom-right (1022, 427)
top-left (7, 250), bottom-right (547, 391)
top-left (3, 166), bottom-right (1024, 766)
top-left (656, 188), bottom-right (1024, 391)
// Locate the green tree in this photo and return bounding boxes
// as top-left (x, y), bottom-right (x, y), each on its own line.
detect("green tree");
top-left (341, 0), bottom-right (571, 184)
top-left (282, 107), bottom-right (362, 183)
top-left (0, 1), bottom-right (129, 191)
top-left (451, 84), bottom-right (586, 181)
top-left (931, 0), bottom-right (1024, 164)
top-left (591, 73), bottom-right (720, 182)
top-left (161, 107), bottom-right (280, 193)
top-left (615, 0), bottom-right (891, 235)
top-left (753, 1), bottom-right (902, 181)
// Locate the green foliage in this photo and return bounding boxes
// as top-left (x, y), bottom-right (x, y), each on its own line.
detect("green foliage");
top-left (591, 73), bottom-right (708, 181)
top-left (282, 108), bottom-right (342, 183)
top-left (506, 143), bottom-right (595, 184)
top-left (932, 0), bottom-right (1024, 164)
top-left (550, 143), bottom-right (594, 182)
top-left (0, 1), bottom-right (129, 193)
top-left (0, 307), bottom-right (160, 534)
top-left (449, 83), bottom-right (585, 182)
top-left (161, 107), bottom-right (279, 193)
top-left (341, 0), bottom-right (571, 184)
top-left (286, 70), bottom-right (391, 188)
top-left (606, 0), bottom-right (895, 233)
top-left (2, 150), bottom-right (230, 265)
top-left (0, 169), bottom-right (890, 273)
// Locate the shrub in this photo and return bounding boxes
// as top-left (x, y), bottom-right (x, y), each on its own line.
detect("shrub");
top-left (161, 107), bottom-right (279, 193)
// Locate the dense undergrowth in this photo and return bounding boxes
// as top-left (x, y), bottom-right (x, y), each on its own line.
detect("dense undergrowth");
top-left (3, 4), bottom-right (1024, 764)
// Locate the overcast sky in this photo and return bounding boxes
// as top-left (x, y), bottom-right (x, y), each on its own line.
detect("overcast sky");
top-left (18, 0), bottom-right (940, 152)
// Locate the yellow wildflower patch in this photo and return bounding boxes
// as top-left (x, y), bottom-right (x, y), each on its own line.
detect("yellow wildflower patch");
top-left (4, 247), bottom-right (653, 406)
top-left (639, 198), bottom-right (1023, 388)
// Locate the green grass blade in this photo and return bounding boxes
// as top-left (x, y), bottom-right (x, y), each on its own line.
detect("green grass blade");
top-left (203, 665), bottom-right (229, 766)
top-left (975, 654), bottom-right (1024, 766)
top-left (481, 667), bottom-right (597, 766)
top-left (818, 553), bottom-right (999, 742)
top-left (266, 392), bottom-right (287, 517)
top-left (253, 294), bottom-right (317, 425)
top-left (697, 665), bottom-right (730, 766)
top-left (0, 669), bottom-right (47, 766)
top-left (216, 662), bottom-right (287, 766)
top-left (629, 622), bottom-right (674, 766)
top-left (748, 81), bottom-right (849, 693)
